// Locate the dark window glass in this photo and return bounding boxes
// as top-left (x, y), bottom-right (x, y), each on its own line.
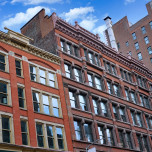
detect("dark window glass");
top-left (95, 55), bottom-right (100, 66)
top-left (52, 97), bottom-right (59, 117)
top-left (67, 43), bottom-right (72, 54)
top-left (21, 120), bottom-right (28, 145)
top-left (47, 125), bottom-right (54, 148)
top-left (2, 117), bottom-right (10, 143)
top-left (18, 87), bottom-right (24, 108)
top-left (107, 81), bottom-right (113, 94)
top-left (137, 135), bottom-right (143, 151)
top-left (15, 60), bottom-right (21, 76)
top-left (60, 40), bottom-right (66, 52)
top-left (106, 63), bottom-right (111, 73)
top-left (112, 105), bottom-right (119, 120)
top-left (98, 126), bottom-right (106, 144)
top-left (118, 131), bottom-right (125, 147)
top-left (119, 108), bottom-right (126, 122)
top-left (126, 132), bottom-right (133, 149)
top-left (32, 92), bottom-right (40, 112)
top-left (111, 66), bottom-right (116, 75)
top-left (101, 101), bottom-right (108, 117)
top-left (79, 94), bottom-right (87, 111)
top-left (36, 124), bottom-right (44, 147)
top-left (143, 136), bottom-right (150, 152)
top-left (0, 54), bottom-right (5, 71)
top-left (30, 65), bottom-right (36, 81)
top-left (74, 46), bottom-right (79, 57)
top-left (0, 82), bottom-right (7, 104)
top-left (56, 127), bottom-right (64, 149)
top-left (106, 128), bottom-right (114, 146)
top-left (93, 98), bottom-right (99, 115)
top-left (84, 123), bottom-right (93, 142)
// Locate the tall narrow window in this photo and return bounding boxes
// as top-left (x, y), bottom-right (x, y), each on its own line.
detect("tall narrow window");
top-left (106, 63), bottom-right (111, 73)
top-left (136, 113), bottom-right (143, 127)
top-left (111, 66), bottom-right (116, 75)
top-left (42, 95), bottom-right (50, 115)
top-left (144, 36), bottom-right (149, 44)
top-left (141, 26), bottom-right (146, 34)
top-left (88, 52), bottom-right (94, 64)
top-left (107, 81), bottom-right (113, 94)
top-left (74, 121), bottom-right (82, 140)
top-left (67, 43), bottom-right (72, 54)
top-left (132, 33), bottom-right (136, 40)
top-left (137, 52), bottom-right (142, 60)
top-left (119, 107), bottom-right (126, 122)
top-left (0, 54), bottom-right (5, 71)
top-left (135, 42), bottom-right (139, 50)
top-left (130, 92), bottom-right (136, 103)
top-left (131, 112), bottom-right (136, 125)
top-left (56, 127), bottom-right (64, 149)
top-left (36, 123), bottom-right (44, 147)
top-left (32, 92), bottom-right (40, 112)
top-left (39, 69), bottom-right (46, 84)
top-left (21, 120), bottom-right (28, 145)
top-left (79, 94), bottom-right (87, 111)
top-left (149, 47), bottom-right (152, 54)
top-left (69, 91), bottom-right (76, 108)
top-left (15, 60), bottom-right (22, 76)
top-left (52, 97), bottom-right (59, 117)
top-left (125, 89), bottom-right (129, 101)
top-left (137, 135), bottom-right (143, 151)
top-left (98, 126), bottom-right (106, 144)
top-left (106, 128), bottom-right (114, 146)
top-left (30, 65), bottom-right (36, 81)
top-left (88, 74), bottom-right (94, 87)
top-left (143, 136), bottom-right (150, 152)
top-left (95, 77), bottom-right (102, 90)
top-left (74, 46), bottom-right (79, 57)
top-left (145, 116), bottom-right (151, 129)
top-left (118, 130), bottom-right (125, 147)
top-left (60, 40), bottom-right (66, 52)
top-left (48, 72), bottom-right (55, 87)
top-left (126, 132), bottom-right (133, 149)
top-left (144, 97), bottom-right (150, 109)
top-left (47, 125), bottom-right (54, 148)
top-left (18, 87), bottom-right (25, 108)
top-left (95, 55), bottom-right (100, 66)
top-left (2, 117), bottom-right (10, 143)
top-left (64, 64), bottom-right (71, 78)
top-left (84, 123), bottom-right (93, 142)
top-left (113, 105), bottom-right (119, 120)
top-left (150, 21), bottom-right (152, 29)
top-left (0, 82), bottom-right (7, 104)
top-left (101, 101), bottom-right (108, 117)
top-left (74, 68), bottom-right (82, 82)
top-left (92, 98), bottom-right (98, 115)
top-left (113, 84), bottom-right (120, 97)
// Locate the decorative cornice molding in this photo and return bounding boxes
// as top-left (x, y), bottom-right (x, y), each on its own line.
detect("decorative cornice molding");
top-left (54, 17), bottom-right (152, 79)
top-left (0, 31), bottom-right (60, 65)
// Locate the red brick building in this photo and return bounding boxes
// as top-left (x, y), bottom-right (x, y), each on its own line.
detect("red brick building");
top-left (0, 28), bottom-right (73, 152)
top-left (21, 10), bottom-right (152, 152)
top-left (104, 1), bottom-right (152, 71)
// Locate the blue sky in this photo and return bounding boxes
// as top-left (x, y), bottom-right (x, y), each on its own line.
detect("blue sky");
top-left (0, 0), bottom-right (150, 42)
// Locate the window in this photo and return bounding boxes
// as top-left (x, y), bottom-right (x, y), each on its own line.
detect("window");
top-left (32, 91), bottom-right (61, 117)
top-left (36, 123), bottom-right (44, 147)
top-left (0, 82), bottom-right (7, 104)
top-left (47, 125), bottom-right (54, 148)
top-left (95, 55), bottom-right (100, 66)
top-left (106, 128), bottom-right (114, 146)
top-left (136, 74), bottom-right (147, 89)
top-left (129, 51), bottom-right (132, 56)
top-left (126, 132), bottom-right (133, 149)
top-left (118, 130), bottom-right (125, 147)
top-left (48, 72), bottom-right (55, 87)
top-left (139, 94), bottom-right (150, 109)
top-left (69, 91), bottom-right (76, 108)
top-left (131, 111), bottom-right (143, 127)
top-left (39, 69), bottom-right (46, 85)
top-left (131, 111), bottom-right (136, 125)
top-left (120, 68), bottom-right (132, 83)
top-left (137, 52), bottom-right (142, 60)
top-left (56, 127), bottom-right (64, 149)
top-left (74, 68), bottom-right (82, 82)
top-left (130, 91), bottom-right (137, 104)
top-left (15, 60), bottom-right (22, 76)
top-left (74, 120), bottom-right (82, 140)
top-left (132, 33), bottom-right (136, 40)
top-left (117, 43), bottom-right (120, 49)
top-left (103, 60), bottom-right (117, 76)
top-left (145, 116), bottom-right (151, 129)
top-left (0, 54), bottom-right (5, 71)
top-left (150, 21), bottom-right (152, 29)
top-left (84, 49), bottom-right (88, 61)
top-left (88, 74), bottom-right (94, 87)
top-left (151, 58), bottom-right (152, 63)
top-left (2, 116), bottom-right (10, 143)
top-left (64, 64), bottom-right (71, 79)
top-left (126, 41), bottom-right (129, 47)
top-left (84, 123), bottom-right (93, 142)
top-left (143, 136), bottom-right (150, 152)
top-left (136, 113), bottom-right (143, 127)
top-left (98, 126), bottom-right (106, 144)
top-left (101, 101), bottom-right (108, 117)
top-left (21, 120), bottom-right (28, 145)
top-left (119, 107), bottom-right (127, 122)
top-left (79, 94), bottom-right (87, 111)
top-left (113, 84), bottom-right (120, 97)
top-left (147, 46), bottom-right (152, 55)
top-left (92, 98), bottom-right (98, 115)
top-left (88, 52), bottom-right (94, 64)
top-left (18, 87), bottom-right (25, 108)
top-left (137, 135), bottom-right (143, 151)
top-left (88, 73), bottom-right (104, 90)
top-left (67, 43), bottom-right (72, 54)
top-left (144, 36), bottom-right (149, 44)
top-left (107, 81), bottom-right (113, 94)
top-left (125, 88), bottom-right (130, 101)
top-left (30, 65), bottom-right (36, 81)
top-left (112, 105), bottom-right (119, 120)
top-left (73, 46), bottom-right (79, 57)
top-left (141, 26), bottom-right (146, 34)
top-left (60, 40), bottom-right (66, 52)
top-left (135, 42), bottom-right (139, 50)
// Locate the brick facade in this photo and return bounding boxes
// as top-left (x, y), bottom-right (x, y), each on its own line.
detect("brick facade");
top-left (21, 9), bottom-right (152, 152)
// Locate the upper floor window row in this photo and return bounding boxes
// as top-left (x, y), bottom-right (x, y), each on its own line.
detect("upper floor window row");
top-left (120, 68), bottom-right (132, 83)
top-left (60, 39), bottom-right (80, 58)
top-left (103, 60), bottom-right (117, 76)
top-left (30, 65), bottom-right (57, 88)
top-left (84, 49), bottom-right (101, 67)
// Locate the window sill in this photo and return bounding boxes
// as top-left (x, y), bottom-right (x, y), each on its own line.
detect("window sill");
top-left (116, 119), bottom-right (130, 125)
top-left (105, 71), bottom-right (119, 79)
top-left (86, 61), bottom-right (103, 71)
top-left (34, 111), bottom-right (63, 119)
top-left (0, 102), bottom-right (12, 107)
top-left (138, 85), bottom-right (149, 92)
top-left (0, 69), bottom-right (9, 74)
top-left (16, 75), bottom-right (24, 79)
top-left (20, 107), bottom-right (27, 111)
top-left (71, 107), bottom-right (92, 114)
top-left (95, 114), bottom-right (112, 120)
top-left (121, 78), bottom-right (135, 86)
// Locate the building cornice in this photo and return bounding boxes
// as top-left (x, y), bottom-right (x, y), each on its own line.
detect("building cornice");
top-left (54, 16), bottom-right (152, 79)
top-left (0, 30), bottom-right (60, 65)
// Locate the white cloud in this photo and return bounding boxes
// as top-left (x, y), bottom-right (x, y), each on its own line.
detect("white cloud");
top-left (11, 0), bottom-right (61, 5)
top-left (61, 7), bottom-right (94, 22)
top-left (93, 25), bottom-right (107, 43)
top-left (80, 17), bottom-right (98, 31)
top-left (124, 0), bottom-right (135, 5)
top-left (0, 1), bottom-right (8, 6)
top-left (2, 6), bottom-right (50, 28)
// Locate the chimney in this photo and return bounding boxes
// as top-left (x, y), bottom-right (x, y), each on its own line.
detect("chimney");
top-left (104, 16), bottom-right (118, 51)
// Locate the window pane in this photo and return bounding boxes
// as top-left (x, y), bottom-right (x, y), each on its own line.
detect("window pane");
top-left (49, 73), bottom-right (55, 87)
top-left (47, 125), bottom-right (54, 148)
top-left (79, 95), bottom-right (87, 111)
top-left (36, 124), bottom-right (44, 147)
top-left (39, 69), bottom-right (46, 84)
top-left (42, 95), bottom-right (49, 115)
top-left (88, 74), bottom-right (93, 87)
top-left (84, 123), bottom-right (93, 142)
top-left (2, 117), bottom-right (10, 143)
top-left (64, 64), bottom-right (71, 78)
top-left (74, 121), bottom-right (82, 140)
top-left (56, 128), bottom-right (64, 149)
top-left (95, 77), bottom-right (102, 90)
top-left (0, 54), bottom-right (5, 71)
top-left (69, 91), bottom-right (76, 108)
top-left (74, 68), bottom-right (82, 82)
